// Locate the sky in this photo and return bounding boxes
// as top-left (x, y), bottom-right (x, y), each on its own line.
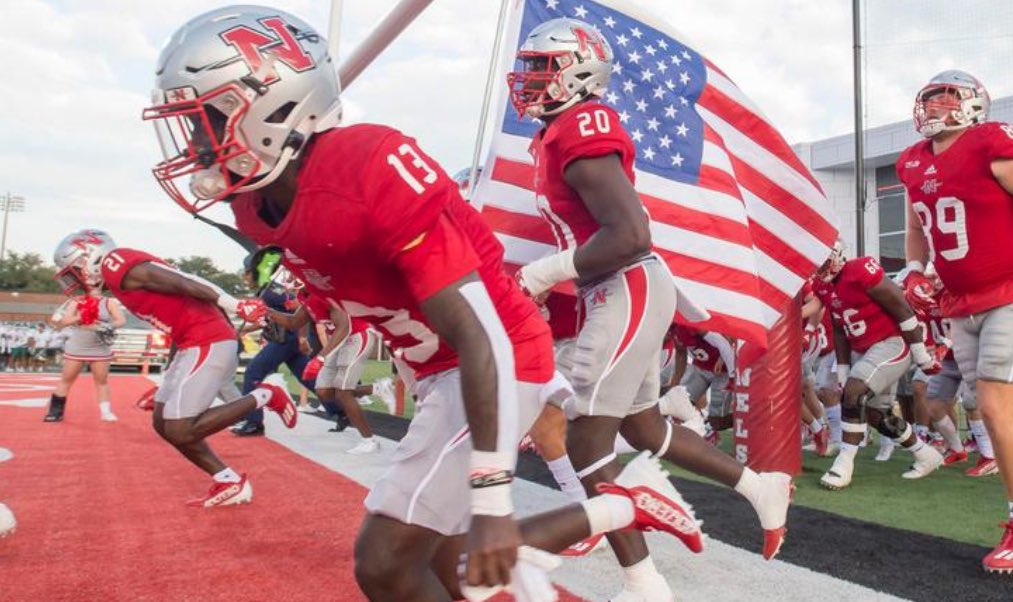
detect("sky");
top-left (1, 0), bottom-right (1010, 271)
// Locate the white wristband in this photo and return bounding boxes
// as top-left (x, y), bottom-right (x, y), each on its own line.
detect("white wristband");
top-left (906, 260), bottom-right (926, 274)
top-left (216, 294), bottom-right (239, 315)
top-left (898, 316), bottom-right (919, 332)
top-left (837, 364), bottom-right (850, 383)
top-left (470, 450), bottom-right (515, 517)
top-left (805, 323), bottom-right (816, 333)
top-left (519, 249), bottom-right (579, 297)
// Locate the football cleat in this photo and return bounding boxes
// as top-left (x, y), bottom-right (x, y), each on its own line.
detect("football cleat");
top-left (902, 446), bottom-right (944, 479)
top-left (983, 521), bottom-right (1013, 574)
top-left (259, 374), bottom-right (298, 428)
top-left (943, 449), bottom-right (969, 466)
top-left (100, 410), bottom-right (118, 422)
top-left (966, 456), bottom-right (999, 477)
top-left (598, 451), bottom-right (704, 553)
top-left (820, 453), bottom-right (854, 491)
top-left (346, 438), bottom-right (380, 455)
top-left (187, 475), bottom-right (252, 508)
top-left (751, 472), bottom-right (794, 560)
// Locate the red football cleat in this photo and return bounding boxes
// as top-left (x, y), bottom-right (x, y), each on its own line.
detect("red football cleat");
top-left (597, 452), bottom-right (704, 554)
top-left (982, 521), bottom-right (1013, 574)
top-left (186, 475), bottom-right (252, 508)
top-left (812, 427), bottom-right (830, 457)
top-left (943, 449), bottom-right (969, 466)
top-left (258, 374), bottom-right (298, 428)
top-left (966, 456), bottom-right (999, 477)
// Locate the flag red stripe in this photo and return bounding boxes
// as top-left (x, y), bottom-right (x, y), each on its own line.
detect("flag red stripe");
top-left (641, 194), bottom-right (752, 248)
top-left (697, 84), bottom-right (823, 192)
top-left (481, 205), bottom-right (556, 245)
top-left (678, 310), bottom-right (768, 348)
top-left (654, 249), bottom-right (789, 312)
top-left (492, 157), bottom-right (535, 191)
top-left (726, 153), bottom-right (838, 246)
top-left (748, 219), bottom-right (822, 279)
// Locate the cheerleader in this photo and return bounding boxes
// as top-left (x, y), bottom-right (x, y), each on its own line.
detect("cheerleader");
top-left (43, 291), bottom-right (126, 422)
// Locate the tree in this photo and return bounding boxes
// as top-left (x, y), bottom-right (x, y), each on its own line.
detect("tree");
top-left (0, 252), bottom-right (60, 292)
top-left (168, 256), bottom-right (248, 296)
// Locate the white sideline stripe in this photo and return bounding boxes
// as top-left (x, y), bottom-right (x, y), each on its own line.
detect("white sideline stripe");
top-left (266, 413), bottom-right (909, 602)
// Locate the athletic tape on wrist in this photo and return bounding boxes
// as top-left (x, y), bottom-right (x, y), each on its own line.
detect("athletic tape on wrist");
top-left (898, 316), bottom-right (919, 332)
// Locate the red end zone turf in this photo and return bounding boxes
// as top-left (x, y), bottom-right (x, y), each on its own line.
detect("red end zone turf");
top-left (0, 374), bottom-right (585, 602)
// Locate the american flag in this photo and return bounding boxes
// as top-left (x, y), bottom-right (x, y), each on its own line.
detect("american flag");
top-left (473, 0), bottom-right (838, 346)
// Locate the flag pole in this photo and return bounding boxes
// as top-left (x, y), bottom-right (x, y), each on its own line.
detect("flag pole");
top-left (328, 0), bottom-right (344, 65)
top-left (337, 0), bottom-right (436, 90)
top-left (466, 0), bottom-right (512, 201)
top-left (852, 0), bottom-right (866, 255)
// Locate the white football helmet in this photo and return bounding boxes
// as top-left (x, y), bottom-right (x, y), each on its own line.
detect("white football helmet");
top-left (816, 240), bottom-right (846, 283)
top-left (143, 5), bottom-right (342, 213)
top-left (53, 229), bottom-right (117, 294)
top-left (913, 70), bottom-right (990, 138)
top-left (507, 18), bottom-right (613, 119)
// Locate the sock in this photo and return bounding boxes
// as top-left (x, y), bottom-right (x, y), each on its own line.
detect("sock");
top-left (733, 468), bottom-right (761, 506)
top-left (581, 494), bottom-right (635, 534)
top-left (808, 418), bottom-right (824, 434)
top-left (622, 556), bottom-right (666, 591)
top-left (970, 420), bottom-right (995, 458)
top-left (659, 386), bottom-right (698, 422)
top-left (250, 388), bottom-right (272, 409)
top-left (839, 442), bottom-right (859, 458)
top-left (825, 405), bottom-right (842, 443)
top-left (50, 394), bottom-right (67, 404)
top-left (914, 424), bottom-right (929, 439)
top-left (99, 401), bottom-right (112, 415)
top-left (1008, 501), bottom-right (1013, 522)
top-left (546, 455), bottom-right (586, 502)
top-left (933, 417), bottom-right (963, 452)
top-left (907, 437), bottom-right (925, 453)
top-left (213, 467), bottom-right (242, 483)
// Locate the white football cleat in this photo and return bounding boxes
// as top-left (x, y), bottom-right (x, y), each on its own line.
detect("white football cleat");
top-left (820, 453), bottom-right (854, 491)
top-left (902, 445), bottom-right (944, 479)
top-left (346, 438), bottom-right (380, 455)
top-left (752, 472), bottom-right (794, 560)
top-left (100, 410), bottom-right (118, 422)
top-left (874, 438), bottom-right (895, 462)
top-left (0, 502), bottom-right (16, 538)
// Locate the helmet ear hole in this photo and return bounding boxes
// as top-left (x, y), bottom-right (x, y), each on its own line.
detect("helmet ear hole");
top-left (266, 101), bottom-right (298, 124)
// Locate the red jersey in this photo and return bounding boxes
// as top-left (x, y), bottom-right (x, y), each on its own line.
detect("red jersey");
top-left (100, 248), bottom-right (235, 348)
top-left (897, 122), bottom-right (1013, 316)
top-left (304, 294), bottom-right (368, 337)
top-left (812, 257), bottom-right (900, 353)
top-left (673, 325), bottom-right (725, 373)
top-left (231, 125), bottom-right (552, 382)
top-left (530, 102), bottom-right (637, 251)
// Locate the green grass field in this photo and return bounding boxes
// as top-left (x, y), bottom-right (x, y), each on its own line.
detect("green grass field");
top-left (664, 433), bottom-right (1008, 548)
top-left (269, 359), bottom-right (1007, 548)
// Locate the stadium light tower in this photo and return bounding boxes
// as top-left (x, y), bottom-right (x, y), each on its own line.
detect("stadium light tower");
top-left (0, 192), bottom-right (26, 262)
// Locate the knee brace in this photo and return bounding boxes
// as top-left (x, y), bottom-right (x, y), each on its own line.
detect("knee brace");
top-left (652, 419), bottom-right (673, 460)
top-left (841, 403), bottom-right (864, 423)
top-left (877, 414), bottom-right (910, 441)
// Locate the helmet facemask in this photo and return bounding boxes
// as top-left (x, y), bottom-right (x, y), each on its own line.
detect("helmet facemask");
top-left (55, 263), bottom-right (91, 296)
top-left (509, 52), bottom-right (583, 118)
top-left (913, 72), bottom-right (989, 138)
top-left (816, 243), bottom-right (846, 283)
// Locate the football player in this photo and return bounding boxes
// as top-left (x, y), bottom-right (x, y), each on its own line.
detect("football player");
top-left (813, 244), bottom-right (944, 490)
top-left (507, 17), bottom-right (791, 597)
top-left (143, 7), bottom-right (703, 598)
top-left (52, 229), bottom-right (296, 507)
top-left (898, 70), bottom-right (1013, 572)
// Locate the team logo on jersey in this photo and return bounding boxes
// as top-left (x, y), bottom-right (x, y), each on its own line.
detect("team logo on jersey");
top-left (921, 179), bottom-right (941, 194)
top-left (924, 165), bottom-right (937, 175)
top-left (904, 160), bottom-right (920, 169)
top-left (219, 16), bottom-right (316, 85)
top-left (589, 287), bottom-right (610, 307)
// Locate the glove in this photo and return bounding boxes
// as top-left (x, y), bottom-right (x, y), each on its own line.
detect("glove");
top-left (135, 385), bottom-right (158, 411)
top-left (77, 295), bottom-right (100, 326)
top-left (911, 342), bottom-right (941, 375)
top-left (236, 299), bottom-right (268, 323)
top-left (460, 545), bottom-right (562, 602)
top-left (302, 355), bottom-right (324, 381)
top-left (902, 271), bottom-right (936, 316)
